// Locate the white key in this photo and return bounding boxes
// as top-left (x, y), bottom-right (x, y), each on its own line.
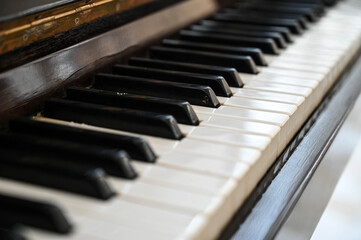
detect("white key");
top-left (198, 113), bottom-right (282, 152)
top-left (240, 72), bottom-right (320, 89)
top-left (187, 126), bottom-right (275, 160)
top-left (133, 161), bottom-right (229, 195)
top-left (0, 179), bottom-right (193, 240)
top-left (219, 97), bottom-right (301, 142)
top-left (192, 105), bottom-right (290, 144)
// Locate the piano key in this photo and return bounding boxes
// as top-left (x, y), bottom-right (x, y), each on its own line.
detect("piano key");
top-left (128, 57), bottom-right (244, 87)
top-left (185, 127), bottom-right (276, 162)
top-left (161, 39), bottom-right (267, 66)
top-left (149, 46), bottom-right (259, 73)
top-left (132, 161), bottom-right (230, 195)
top-left (94, 73), bottom-right (220, 108)
top-left (222, 97), bottom-right (297, 115)
top-left (112, 65), bottom-right (232, 97)
top-left (0, 149), bottom-right (114, 200)
top-left (189, 25), bottom-right (287, 49)
top-left (0, 228), bottom-right (26, 240)
top-left (0, 194), bottom-right (71, 234)
top-left (9, 117), bottom-right (157, 163)
top-left (198, 113), bottom-right (282, 152)
top-left (212, 13), bottom-right (304, 34)
top-left (244, 81), bottom-right (312, 97)
top-left (240, 72), bottom-right (320, 89)
top-left (256, 1), bottom-right (325, 17)
top-left (192, 105), bottom-right (290, 145)
top-left (66, 87), bottom-right (199, 126)
top-left (233, 4), bottom-right (319, 22)
top-left (198, 113), bottom-right (280, 138)
top-left (179, 30), bottom-right (280, 55)
top-left (0, 132), bottom-right (137, 179)
top-left (200, 20), bottom-right (294, 43)
top-left (222, 8), bottom-right (309, 29)
top-left (26, 117), bottom-right (278, 237)
top-left (43, 98), bottom-right (183, 140)
top-left (0, 179), bottom-right (195, 240)
top-left (232, 88), bottom-right (305, 106)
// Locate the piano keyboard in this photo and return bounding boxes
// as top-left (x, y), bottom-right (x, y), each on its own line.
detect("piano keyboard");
top-left (1, 0), bottom-right (361, 239)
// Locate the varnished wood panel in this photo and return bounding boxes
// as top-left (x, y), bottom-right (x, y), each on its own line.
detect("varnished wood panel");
top-left (0, 0), bottom-right (156, 55)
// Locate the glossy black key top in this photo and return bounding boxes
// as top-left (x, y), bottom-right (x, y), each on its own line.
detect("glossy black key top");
top-left (200, 20), bottom-right (293, 43)
top-left (112, 65), bottom-right (232, 97)
top-left (190, 25), bottom-right (287, 49)
top-left (94, 74), bottom-right (220, 108)
top-left (9, 117), bottom-right (157, 163)
top-left (222, 9), bottom-right (309, 29)
top-left (0, 228), bottom-right (26, 240)
top-left (233, 3), bottom-right (318, 22)
top-left (250, 1), bottom-right (325, 17)
top-left (161, 39), bottom-right (267, 66)
top-left (0, 132), bottom-right (137, 179)
top-left (212, 13), bottom-right (303, 35)
top-left (129, 57), bottom-right (244, 87)
top-left (44, 98), bottom-right (183, 140)
top-left (233, 4), bottom-right (318, 22)
top-left (150, 46), bottom-right (260, 72)
top-left (0, 194), bottom-right (71, 233)
top-left (0, 148), bottom-right (114, 200)
top-left (179, 30), bottom-right (280, 55)
top-left (66, 87), bottom-right (199, 125)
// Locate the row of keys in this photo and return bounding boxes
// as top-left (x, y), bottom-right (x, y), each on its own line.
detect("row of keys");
top-left (2, 0), bottom-right (361, 239)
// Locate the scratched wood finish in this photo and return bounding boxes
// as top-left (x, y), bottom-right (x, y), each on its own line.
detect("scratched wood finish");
top-left (219, 50), bottom-right (361, 240)
top-left (0, 0), bottom-right (156, 56)
top-left (0, 0), bottom-right (188, 71)
top-left (0, 0), bottom-right (219, 128)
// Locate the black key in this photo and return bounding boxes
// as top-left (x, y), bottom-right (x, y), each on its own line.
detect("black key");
top-left (233, 4), bottom-right (318, 22)
top-left (129, 57), bottom-right (244, 87)
top-left (222, 9), bottom-right (309, 29)
top-left (162, 39), bottom-right (267, 66)
top-left (0, 132), bottom-right (137, 179)
top-left (200, 20), bottom-right (293, 43)
top-left (212, 13), bottom-right (304, 35)
top-left (66, 87), bottom-right (199, 125)
top-left (94, 73), bottom-right (220, 108)
top-left (179, 30), bottom-right (280, 55)
top-left (0, 194), bottom-right (71, 233)
top-left (0, 148), bottom-right (114, 200)
top-left (9, 117), bottom-right (157, 163)
top-left (44, 98), bottom-right (184, 140)
top-left (150, 46), bottom-right (260, 72)
top-left (255, 1), bottom-right (325, 17)
top-left (190, 25), bottom-right (287, 49)
top-left (0, 228), bottom-right (26, 240)
top-left (112, 65), bottom-right (232, 97)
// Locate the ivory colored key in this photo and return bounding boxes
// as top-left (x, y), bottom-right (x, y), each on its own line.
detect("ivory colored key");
top-left (0, 179), bottom-right (195, 240)
top-left (198, 114), bottom-right (282, 152)
top-left (192, 105), bottom-right (290, 144)
top-left (240, 72), bottom-right (320, 89)
top-left (219, 97), bottom-right (302, 140)
top-left (184, 126), bottom-right (276, 165)
top-left (33, 117), bottom-right (266, 192)
top-left (242, 81), bottom-right (319, 115)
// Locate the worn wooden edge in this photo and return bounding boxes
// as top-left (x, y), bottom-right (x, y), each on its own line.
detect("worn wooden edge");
top-left (218, 46), bottom-right (361, 240)
top-left (0, 0), bottom-right (219, 128)
top-left (0, 0), bottom-right (187, 70)
top-left (0, 0), bottom-right (81, 22)
top-left (0, 0), bottom-right (156, 55)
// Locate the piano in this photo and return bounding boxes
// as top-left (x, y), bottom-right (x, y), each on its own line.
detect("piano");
top-left (1, 0), bottom-right (361, 239)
